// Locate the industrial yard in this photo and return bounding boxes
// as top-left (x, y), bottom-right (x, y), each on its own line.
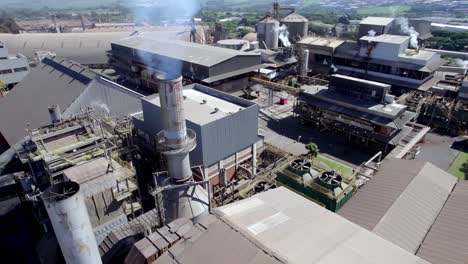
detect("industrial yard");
top-left (0, 1), bottom-right (467, 264)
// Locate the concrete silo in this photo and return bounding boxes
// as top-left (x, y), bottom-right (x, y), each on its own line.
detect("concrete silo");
top-left (280, 12), bottom-right (309, 43)
top-left (257, 17), bottom-right (279, 50)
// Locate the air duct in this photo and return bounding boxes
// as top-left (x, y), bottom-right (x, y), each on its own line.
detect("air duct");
top-left (156, 74), bottom-right (208, 222)
top-left (42, 182), bottom-right (102, 264)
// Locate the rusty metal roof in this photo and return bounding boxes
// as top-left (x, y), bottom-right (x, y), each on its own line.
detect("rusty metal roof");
top-left (417, 180), bottom-right (468, 264)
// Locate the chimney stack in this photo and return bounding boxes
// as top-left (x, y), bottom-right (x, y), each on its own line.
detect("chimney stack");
top-left (42, 182), bottom-right (102, 264)
top-left (156, 74), bottom-right (208, 222)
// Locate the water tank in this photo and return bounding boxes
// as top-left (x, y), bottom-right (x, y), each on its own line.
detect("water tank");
top-left (257, 17), bottom-right (279, 49)
top-left (280, 12), bottom-right (308, 43)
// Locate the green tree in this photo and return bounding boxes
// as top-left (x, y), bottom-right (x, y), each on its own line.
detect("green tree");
top-left (305, 143), bottom-right (320, 160)
top-left (460, 162), bottom-right (468, 180)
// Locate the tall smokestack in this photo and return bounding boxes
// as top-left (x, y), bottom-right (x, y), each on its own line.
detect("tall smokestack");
top-left (42, 182), bottom-right (102, 264)
top-left (156, 74), bottom-right (208, 222)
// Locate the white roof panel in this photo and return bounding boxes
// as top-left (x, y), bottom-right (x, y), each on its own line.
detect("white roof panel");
top-left (214, 187), bottom-right (430, 264)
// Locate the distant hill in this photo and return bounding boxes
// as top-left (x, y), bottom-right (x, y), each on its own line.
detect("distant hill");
top-left (0, 0), bottom-right (120, 9)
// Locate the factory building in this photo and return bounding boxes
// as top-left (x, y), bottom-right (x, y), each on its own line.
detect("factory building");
top-left (295, 74), bottom-right (418, 152)
top-left (300, 34), bottom-right (445, 92)
top-left (358, 17), bottom-right (432, 41)
top-left (133, 83), bottom-right (260, 189)
top-left (0, 56), bottom-right (143, 151)
top-left (109, 36), bottom-right (263, 93)
top-left (339, 158), bottom-right (468, 264)
top-left (124, 187), bottom-right (431, 264)
top-left (0, 41), bottom-right (30, 89)
top-left (0, 31), bottom-right (195, 67)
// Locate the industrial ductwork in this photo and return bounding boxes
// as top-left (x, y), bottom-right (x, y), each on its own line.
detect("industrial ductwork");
top-left (42, 181), bottom-right (102, 264)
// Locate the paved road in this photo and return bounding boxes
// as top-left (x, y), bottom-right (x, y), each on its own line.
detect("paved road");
top-left (259, 113), bottom-right (374, 167)
top-left (415, 132), bottom-right (460, 171)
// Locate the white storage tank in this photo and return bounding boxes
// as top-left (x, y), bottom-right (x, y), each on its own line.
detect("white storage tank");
top-left (280, 12), bottom-right (309, 43)
top-left (257, 17), bottom-right (279, 50)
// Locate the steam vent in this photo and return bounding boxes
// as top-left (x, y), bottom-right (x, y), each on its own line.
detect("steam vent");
top-left (156, 74), bottom-right (209, 222)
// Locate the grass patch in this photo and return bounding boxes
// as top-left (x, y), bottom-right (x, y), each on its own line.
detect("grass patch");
top-left (448, 151), bottom-right (468, 179)
top-left (357, 5), bottom-right (411, 16)
top-left (313, 155), bottom-right (354, 180)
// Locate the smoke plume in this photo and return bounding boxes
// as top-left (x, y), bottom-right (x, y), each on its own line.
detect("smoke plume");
top-left (394, 17), bottom-right (419, 49)
top-left (368, 30), bottom-right (376, 37)
top-left (131, 0), bottom-right (201, 78)
top-left (274, 24), bottom-right (291, 47)
top-left (454, 59), bottom-right (468, 70)
top-left (91, 101), bottom-right (110, 114)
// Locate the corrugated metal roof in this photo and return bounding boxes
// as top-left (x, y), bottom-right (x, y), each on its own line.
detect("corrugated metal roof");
top-left (62, 77), bottom-right (143, 118)
top-left (215, 187), bottom-right (430, 264)
top-left (0, 31), bottom-right (192, 65)
top-left (153, 215), bottom-right (283, 264)
top-left (0, 57), bottom-right (90, 147)
top-left (280, 12), bottom-right (308, 22)
top-left (339, 159), bottom-right (428, 230)
top-left (63, 157), bottom-right (132, 197)
top-left (373, 162), bottom-right (457, 253)
top-left (339, 159), bottom-right (457, 254)
top-left (360, 17), bottom-right (395, 26)
top-left (112, 36), bottom-right (258, 67)
top-left (0, 57), bottom-right (142, 147)
top-left (417, 180), bottom-right (468, 264)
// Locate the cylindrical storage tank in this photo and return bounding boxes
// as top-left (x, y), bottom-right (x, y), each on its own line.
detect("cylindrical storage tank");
top-left (257, 17), bottom-right (279, 50)
top-left (48, 104), bottom-right (62, 124)
top-left (42, 182), bottom-right (102, 264)
top-left (299, 49), bottom-right (309, 77)
top-left (280, 13), bottom-right (308, 43)
top-left (217, 39), bottom-right (249, 50)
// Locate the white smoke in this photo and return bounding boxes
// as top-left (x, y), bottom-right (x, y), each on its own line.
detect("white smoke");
top-left (91, 101), bottom-right (110, 114)
top-left (368, 29), bottom-right (376, 37)
top-left (395, 17), bottom-right (419, 49)
top-left (454, 59), bottom-right (468, 70)
top-left (274, 24), bottom-right (291, 47)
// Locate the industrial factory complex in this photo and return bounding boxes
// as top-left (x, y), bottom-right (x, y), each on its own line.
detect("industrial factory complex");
top-left (0, 1), bottom-right (468, 264)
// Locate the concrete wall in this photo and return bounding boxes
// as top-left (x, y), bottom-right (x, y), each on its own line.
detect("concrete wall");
top-left (359, 40), bottom-right (408, 60)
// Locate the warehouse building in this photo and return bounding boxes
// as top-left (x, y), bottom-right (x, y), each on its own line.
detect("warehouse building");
top-left (295, 74), bottom-right (418, 152)
top-left (0, 41), bottom-right (30, 89)
top-left (124, 187), bottom-right (431, 264)
top-left (133, 83), bottom-right (260, 189)
top-left (338, 158), bottom-right (468, 264)
top-left (0, 31), bottom-right (193, 67)
top-left (109, 36), bottom-right (263, 92)
top-left (0, 56), bottom-right (143, 151)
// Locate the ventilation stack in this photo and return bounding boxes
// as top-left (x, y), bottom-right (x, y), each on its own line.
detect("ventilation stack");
top-left (156, 74), bottom-right (208, 223)
top-left (299, 49), bottom-right (309, 77)
top-left (48, 104), bottom-right (62, 124)
top-left (42, 182), bottom-right (102, 264)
